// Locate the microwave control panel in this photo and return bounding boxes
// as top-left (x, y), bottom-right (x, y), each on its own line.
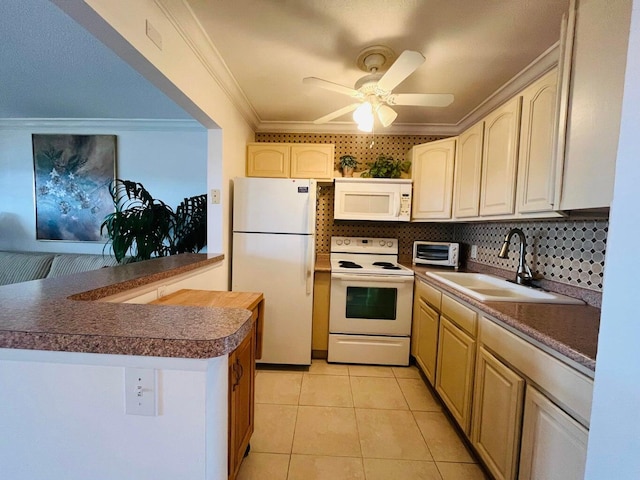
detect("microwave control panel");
top-left (400, 193), bottom-right (411, 217)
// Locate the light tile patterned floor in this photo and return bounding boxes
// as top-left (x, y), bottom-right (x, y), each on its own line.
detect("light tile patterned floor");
top-left (238, 361), bottom-right (489, 480)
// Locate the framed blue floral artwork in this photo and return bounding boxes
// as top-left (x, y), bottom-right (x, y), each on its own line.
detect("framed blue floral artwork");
top-left (32, 134), bottom-right (116, 241)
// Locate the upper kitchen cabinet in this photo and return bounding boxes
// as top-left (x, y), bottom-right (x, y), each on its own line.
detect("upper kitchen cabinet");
top-left (479, 96), bottom-right (522, 216)
top-left (247, 143), bottom-right (334, 180)
top-left (411, 137), bottom-right (457, 220)
top-left (560, 0), bottom-right (632, 210)
top-left (453, 121), bottom-right (484, 218)
top-left (517, 68), bottom-right (560, 213)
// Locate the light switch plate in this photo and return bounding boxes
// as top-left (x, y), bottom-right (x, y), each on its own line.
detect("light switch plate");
top-left (210, 189), bottom-right (220, 204)
top-left (125, 368), bottom-right (157, 416)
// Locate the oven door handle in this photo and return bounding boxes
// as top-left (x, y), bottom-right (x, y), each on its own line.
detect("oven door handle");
top-left (331, 273), bottom-right (414, 284)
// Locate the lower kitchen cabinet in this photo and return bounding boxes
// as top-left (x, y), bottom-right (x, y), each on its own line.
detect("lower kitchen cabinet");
top-left (471, 346), bottom-right (525, 480)
top-left (435, 314), bottom-right (476, 434)
top-left (519, 385), bottom-right (589, 480)
top-left (228, 319), bottom-right (257, 480)
top-left (413, 296), bottom-right (439, 385)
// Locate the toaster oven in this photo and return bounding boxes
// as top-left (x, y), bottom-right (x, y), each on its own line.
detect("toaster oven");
top-left (413, 241), bottom-right (460, 268)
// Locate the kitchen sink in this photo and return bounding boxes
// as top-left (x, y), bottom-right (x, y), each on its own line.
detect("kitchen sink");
top-left (425, 272), bottom-right (585, 305)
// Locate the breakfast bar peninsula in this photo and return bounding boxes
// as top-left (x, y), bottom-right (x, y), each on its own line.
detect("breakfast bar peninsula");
top-left (0, 253), bottom-right (258, 480)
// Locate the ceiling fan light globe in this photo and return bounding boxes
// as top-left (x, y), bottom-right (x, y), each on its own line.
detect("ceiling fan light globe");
top-left (353, 102), bottom-right (373, 124)
top-left (357, 117), bottom-right (374, 132)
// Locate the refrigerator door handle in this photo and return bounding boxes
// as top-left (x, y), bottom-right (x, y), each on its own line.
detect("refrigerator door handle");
top-left (306, 239), bottom-right (313, 295)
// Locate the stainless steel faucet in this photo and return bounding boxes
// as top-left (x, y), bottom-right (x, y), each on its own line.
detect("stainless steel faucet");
top-left (498, 228), bottom-right (534, 285)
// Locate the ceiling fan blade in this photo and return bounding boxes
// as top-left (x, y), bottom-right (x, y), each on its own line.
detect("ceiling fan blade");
top-left (312, 103), bottom-right (361, 124)
top-left (388, 93), bottom-right (454, 107)
top-left (376, 104), bottom-right (397, 127)
top-left (303, 77), bottom-right (362, 98)
top-left (376, 50), bottom-right (425, 92)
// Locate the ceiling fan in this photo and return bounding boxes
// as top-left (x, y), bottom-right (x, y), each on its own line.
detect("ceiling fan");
top-left (303, 45), bottom-right (454, 131)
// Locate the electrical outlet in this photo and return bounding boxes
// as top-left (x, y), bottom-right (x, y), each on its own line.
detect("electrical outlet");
top-left (125, 368), bottom-right (157, 416)
top-left (470, 245), bottom-right (478, 259)
top-left (210, 189), bottom-right (220, 204)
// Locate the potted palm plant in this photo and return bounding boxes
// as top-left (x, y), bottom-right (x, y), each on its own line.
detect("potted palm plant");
top-left (339, 155), bottom-right (359, 177)
top-left (101, 179), bottom-right (207, 264)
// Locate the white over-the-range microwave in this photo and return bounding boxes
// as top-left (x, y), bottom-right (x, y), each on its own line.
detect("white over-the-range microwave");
top-left (333, 178), bottom-right (412, 222)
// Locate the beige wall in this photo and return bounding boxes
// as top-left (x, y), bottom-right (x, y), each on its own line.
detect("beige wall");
top-left (58, 0), bottom-right (255, 289)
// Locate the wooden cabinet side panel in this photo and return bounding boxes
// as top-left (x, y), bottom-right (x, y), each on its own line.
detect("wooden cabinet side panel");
top-left (435, 316), bottom-right (476, 433)
top-left (471, 347), bottom-right (525, 480)
top-left (519, 386), bottom-right (588, 480)
top-left (480, 97), bottom-right (522, 216)
top-left (518, 69), bottom-right (559, 213)
top-left (247, 144), bottom-right (290, 177)
top-left (411, 138), bottom-right (456, 219)
top-left (312, 272), bottom-right (331, 352)
top-left (453, 122), bottom-right (484, 218)
top-left (290, 144), bottom-right (334, 179)
top-left (415, 299), bottom-right (439, 385)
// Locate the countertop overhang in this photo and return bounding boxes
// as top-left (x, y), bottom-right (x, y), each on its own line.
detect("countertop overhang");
top-left (0, 253), bottom-right (255, 359)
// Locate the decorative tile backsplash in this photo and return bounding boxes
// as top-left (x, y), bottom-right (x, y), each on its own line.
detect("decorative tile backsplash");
top-left (256, 132), bottom-right (609, 293)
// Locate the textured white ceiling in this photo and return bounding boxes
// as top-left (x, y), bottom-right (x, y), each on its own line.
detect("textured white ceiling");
top-left (1, 0), bottom-right (569, 132)
top-left (187, 0), bottom-right (570, 128)
top-left (0, 0), bottom-right (190, 120)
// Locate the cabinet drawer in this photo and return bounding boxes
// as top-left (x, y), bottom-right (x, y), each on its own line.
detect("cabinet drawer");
top-left (479, 316), bottom-right (593, 426)
top-left (416, 279), bottom-right (442, 310)
top-left (442, 294), bottom-right (477, 337)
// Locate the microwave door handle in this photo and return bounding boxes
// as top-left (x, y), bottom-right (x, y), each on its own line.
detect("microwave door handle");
top-left (394, 193), bottom-right (401, 217)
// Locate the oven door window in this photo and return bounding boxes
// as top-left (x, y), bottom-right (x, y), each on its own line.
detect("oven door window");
top-left (345, 286), bottom-right (397, 320)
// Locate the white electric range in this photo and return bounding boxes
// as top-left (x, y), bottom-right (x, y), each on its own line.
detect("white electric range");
top-left (328, 236), bottom-right (414, 366)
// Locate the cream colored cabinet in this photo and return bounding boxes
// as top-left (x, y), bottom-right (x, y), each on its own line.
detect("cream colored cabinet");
top-left (453, 121), bottom-right (484, 218)
top-left (247, 144), bottom-right (290, 178)
top-left (312, 271), bottom-right (331, 355)
top-left (410, 138), bottom-right (457, 220)
top-left (519, 385), bottom-right (588, 480)
top-left (471, 346), bottom-right (525, 480)
top-left (479, 96), bottom-right (522, 216)
top-left (247, 143), bottom-right (334, 180)
top-left (517, 68), bottom-right (559, 213)
top-left (560, 0), bottom-right (631, 210)
top-left (411, 279), bottom-right (442, 385)
top-left (413, 297), bottom-right (439, 385)
top-left (435, 295), bottom-right (477, 434)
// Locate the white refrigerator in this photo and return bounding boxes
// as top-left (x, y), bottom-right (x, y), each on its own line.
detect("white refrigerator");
top-left (232, 177), bottom-right (317, 365)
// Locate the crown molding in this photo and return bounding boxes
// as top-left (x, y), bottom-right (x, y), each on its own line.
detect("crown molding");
top-left (155, 0), bottom-right (260, 130)
top-left (256, 121), bottom-right (460, 136)
top-left (456, 42), bottom-right (560, 131)
top-left (0, 118), bottom-right (205, 131)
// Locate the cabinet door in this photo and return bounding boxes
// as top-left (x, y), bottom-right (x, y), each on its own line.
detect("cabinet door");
top-left (228, 324), bottom-right (256, 480)
top-left (414, 297), bottom-right (439, 386)
top-left (411, 138), bottom-right (457, 219)
top-left (290, 144), bottom-right (334, 179)
top-left (479, 96), bottom-right (522, 216)
top-left (517, 69), bottom-right (559, 213)
top-left (247, 144), bottom-right (290, 177)
top-left (471, 347), bottom-right (525, 480)
top-left (453, 121), bottom-right (484, 218)
top-left (519, 385), bottom-right (588, 480)
top-left (435, 315), bottom-right (476, 434)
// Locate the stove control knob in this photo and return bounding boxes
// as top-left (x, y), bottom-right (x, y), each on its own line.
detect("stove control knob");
top-left (344, 239), bottom-right (351, 245)
top-left (336, 239), bottom-right (343, 245)
top-left (387, 241), bottom-right (393, 247)
top-left (379, 240), bottom-right (386, 246)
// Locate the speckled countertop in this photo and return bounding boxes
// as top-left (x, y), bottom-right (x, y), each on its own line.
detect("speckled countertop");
top-left (0, 253), bottom-right (257, 359)
top-left (412, 265), bottom-right (600, 374)
top-left (316, 257), bottom-right (600, 373)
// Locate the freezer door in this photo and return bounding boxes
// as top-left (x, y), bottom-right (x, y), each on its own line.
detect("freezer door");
top-left (233, 177), bottom-right (316, 234)
top-left (232, 232), bottom-right (314, 365)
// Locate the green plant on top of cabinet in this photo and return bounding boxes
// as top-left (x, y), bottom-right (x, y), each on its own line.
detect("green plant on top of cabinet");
top-left (246, 143), bottom-right (334, 180)
top-left (479, 96), bottom-right (522, 216)
top-left (410, 137), bottom-right (457, 220)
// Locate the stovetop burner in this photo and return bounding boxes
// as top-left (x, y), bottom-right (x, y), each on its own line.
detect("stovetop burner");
top-left (339, 261), bottom-right (363, 269)
top-left (373, 262), bottom-right (394, 267)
